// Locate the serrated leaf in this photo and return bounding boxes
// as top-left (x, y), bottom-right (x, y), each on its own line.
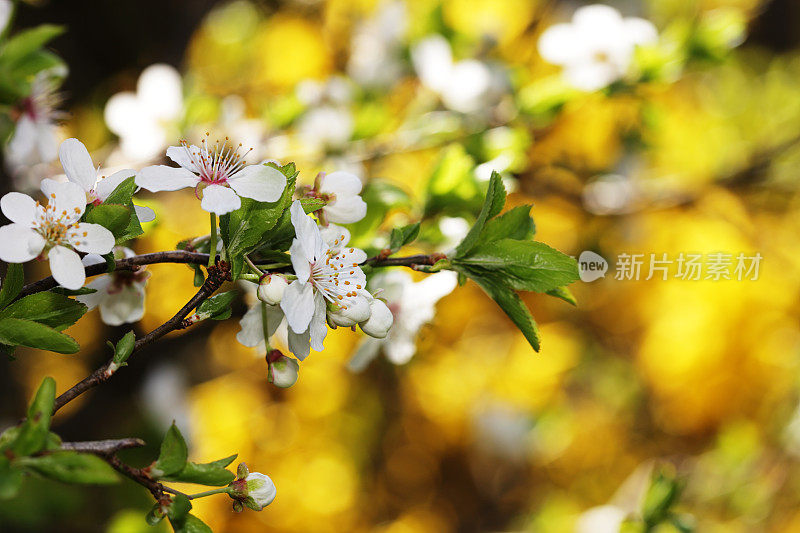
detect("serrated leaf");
top-left (169, 513), bottom-right (213, 533)
top-left (196, 291), bottom-right (236, 320)
top-left (455, 239), bottom-right (579, 293)
top-left (478, 205), bottom-right (535, 244)
top-left (220, 162), bottom-right (297, 280)
top-left (112, 331), bottom-right (135, 367)
top-left (0, 263), bottom-right (24, 309)
top-left (460, 269), bottom-right (540, 351)
top-left (10, 377), bottom-right (56, 456)
top-left (546, 286), bottom-right (577, 306)
top-left (455, 171), bottom-right (506, 257)
top-left (389, 222), bottom-right (421, 253)
top-left (83, 203), bottom-right (132, 237)
top-left (153, 423), bottom-right (188, 477)
top-left (16, 452), bottom-right (118, 484)
top-left (0, 291), bottom-right (87, 331)
top-left (162, 454), bottom-right (237, 486)
top-left (0, 318), bottom-right (79, 353)
top-left (102, 175), bottom-right (137, 204)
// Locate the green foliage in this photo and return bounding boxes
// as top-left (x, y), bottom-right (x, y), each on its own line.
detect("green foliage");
top-left (424, 144), bottom-right (483, 217)
top-left (346, 180), bottom-right (411, 250)
top-left (110, 331), bottom-right (135, 369)
top-left (0, 263), bottom-right (24, 309)
top-left (0, 318), bottom-right (79, 354)
top-left (220, 162), bottom-right (298, 280)
top-left (170, 513), bottom-right (213, 533)
top-left (0, 25), bottom-right (65, 102)
top-left (161, 455), bottom-right (237, 486)
top-left (388, 222), bottom-right (421, 254)
top-left (82, 176), bottom-right (144, 244)
top-left (196, 291), bottom-right (237, 321)
top-left (15, 452), bottom-right (118, 485)
top-left (0, 291), bottom-right (86, 355)
top-left (450, 172), bottom-right (579, 351)
top-left (152, 424), bottom-right (188, 478)
top-left (10, 377), bottom-right (56, 457)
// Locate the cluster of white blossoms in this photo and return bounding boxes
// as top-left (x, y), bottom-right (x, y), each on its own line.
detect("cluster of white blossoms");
top-left (538, 4), bottom-right (658, 91)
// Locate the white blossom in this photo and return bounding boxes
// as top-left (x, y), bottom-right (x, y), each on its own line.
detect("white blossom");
top-left (104, 64), bottom-right (183, 162)
top-left (316, 171), bottom-right (367, 224)
top-left (0, 181), bottom-right (114, 289)
top-left (359, 295), bottom-right (393, 338)
top-left (244, 472), bottom-right (277, 509)
top-left (347, 1), bottom-right (407, 88)
top-left (135, 138), bottom-right (287, 215)
top-left (412, 35), bottom-right (507, 113)
top-left (49, 138), bottom-right (155, 223)
top-left (348, 270), bottom-right (457, 371)
top-left (257, 274), bottom-right (288, 306)
top-left (77, 248), bottom-right (148, 326)
top-left (268, 355), bottom-right (299, 388)
top-left (538, 4), bottom-right (658, 91)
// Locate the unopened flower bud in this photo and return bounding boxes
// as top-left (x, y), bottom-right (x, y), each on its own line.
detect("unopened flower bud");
top-left (360, 298), bottom-right (393, 338)
top-left (257, 275), bottom-right (288, 305)
top-left (228, 469), bottom-right (277, 511)
top-left (327, 295), bottom-right (371, 327)
top-left (268, 355), bottom-right (300, 388)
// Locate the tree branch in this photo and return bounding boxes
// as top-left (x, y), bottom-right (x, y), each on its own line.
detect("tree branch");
top-left (51, 261), bottom-right (231, 414)
top-left (103, 453), bottom-right (166, 499)
top-left (17, 251), bottom-right (212, 299)
top-left (60, 438), bottom-right (146, 454)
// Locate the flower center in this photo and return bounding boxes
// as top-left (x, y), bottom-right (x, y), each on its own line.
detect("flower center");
top-left (32, 197), bottom-right (84, 249)
top-left (180, 136), bottom-right (253, 184)
top-left (308, 234), bottom-right (363, 309)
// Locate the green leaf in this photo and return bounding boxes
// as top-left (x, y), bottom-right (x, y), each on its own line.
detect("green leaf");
top-left (146, 504), bottom-right (165, 526)
top-left (169, 513), bottom-right (213, 533)
top-left (0, 457), bottom-right (23, 499)
top-left (100, 176), bottom-right (144, 244)
top-left (50, 287), bottom-right (97, 296)
top-left (0, 291), bottom-right (87, 330)
top-left (16, 452), bottom-right (118, 484)
top-left (299, 197), bottom-right (326, 213)
top-left (0, 263), bottom-right (24, 309)
top-left (83, 203), bottom-right (132, 238)
top-left (6, 50), bottom-right (64, 80)
top-left (389, 222), bottom-right (421, 253)
top-left (424, 144), bottom-right (482, 217)
top-left (642, 466), bottom-right (682, 526)
top-left (10, 377), bottom-right (56, 456)
top-left (460, 269), bottom-right (540, 351)
top-left (455, 240), bottom-right (578, 293)
top-left (546, 286), bottom-right (577, 306)
top-left (102, 175), bottom-right (137, 204)
top-left (220, 162), bottom-right (297, 280)
top-left (478, 205), bottom-right (535, 244)
top-left (196, 291), bottom-right (237, 320)
top-left (166, 493), bottom-right (192, 521)
top-left (454, 171), bottom-right (506, 257)
top-left (153, 423), bottom-right (188, 477)
top-left (0, 318), bottom-right (79, 353)
top-left (162, 454), bottom-right (237, 486)
top-left (111, 331), bottom-right (135, 368)
top-left (347, 180), bottom-right (411, 248)
top-left (0, 25), bottom-right (64, 67)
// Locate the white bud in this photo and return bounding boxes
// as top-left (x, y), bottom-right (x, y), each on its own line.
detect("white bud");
top-left (268, 356), bottom-right (300, 388)
top-left (257, 275), bottom-right (288, 305)
top-left (327, 294), bottom-right (371, 327)
top-left (359, 298), bottom-right (393, 338)
top-left (245, 472), bottom-right (277, 509)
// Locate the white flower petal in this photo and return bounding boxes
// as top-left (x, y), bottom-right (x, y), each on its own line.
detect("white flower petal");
top-left (412, 35), bottom-right (453, 92)
top-left (564, 62), bottom-right (620, 91)
top-left (104, 91), bottom-right (140, 136)
top-left (289, 239), bottom-right (310, 284)
top-left (624, 17), bottom-right (659, 46)
top-left (59, 138), bottom-right (98, 192)
top-left (308, 291), bottom-right (327, 352)
top-left (134, 204), bottom-right (156, 223)
top-left (1, 192), bottom-right (37, 226)
top-left (67, 223), bottom-right (115, 254)
top-left (319, 224), bottom-right (351, 251)
top-left (0, 224), bottom-right (45, 262)
top-left (166, 144), bottom-right (201, 173)
top-left (287, 328), bottom-right (311, 360)
top-left (76, 276), bottom-right (112, 310)
top-left (280, 280), bottom-right (315, 334)
top-left (200, 184), bottom-right (241, 215)
top-left (347, 337), bottom-right (383, 372)
top-left (94, 169), bottom-right (135, 200)
top-left (35, 121), bottom-right (58, 164)
top-left (319, 171), bottom-right (363, 196)
top-left (40, 181), bottom-right (87, 224)
top-left (236, 303), bottom-right (266, 348)
top-left (538, 23), bottom-right (581, 65)
top-left (228, 164), bottom-right (287, 203)
top-left (98, 283), bottom-right (146, 325)
top-left (324, 194), bottom-right (367, 224)
top-left (135, 165), bottom-right (199, 192)
top-left (137, 64), bottom-right (183, 120)
top-left (49, 245), bottom-right (85, 290)
top-left (289, 200), bottom-right (324, 262)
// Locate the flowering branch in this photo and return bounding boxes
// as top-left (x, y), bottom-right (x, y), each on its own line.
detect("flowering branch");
top-left (51, 261), bottom-right (231, 413)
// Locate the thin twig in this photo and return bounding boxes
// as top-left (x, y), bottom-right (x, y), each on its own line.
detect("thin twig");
top-left (103, 454), bottom-right (165, 499)
top-left (51, 262), bottom-right (231, 413)
top-left (60, 438), bottom-right (146, 454)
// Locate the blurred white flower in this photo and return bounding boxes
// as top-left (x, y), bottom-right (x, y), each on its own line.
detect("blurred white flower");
top-left (78, 248), bottom-right (149, 326)
top-left (0, 0), bottom-right (12, 34)
top-left (296, 77), bottom-right (354, 152)
top-left (140, 362), bottom-right (191, 438)
top-left (347, 1), bottom-right (407, 87)
top-left (348, 270), bottom-right (457, 370)
top-left (576, 505), bottom-right (627, 533)
top-left (538, 4), bottom-right (658, 91)
top-left (104, 64), bottom-right (183, 162)
top-left (0, 181), bottom-right (113, 290)
top-left (438, 216), bottom-right (470, 252)
top-left (136, 138), bottom-right (286, 215)
top-left (412, 35), bottom-right (507, 113)
top-left (5, 71), bottom-right (63, 176)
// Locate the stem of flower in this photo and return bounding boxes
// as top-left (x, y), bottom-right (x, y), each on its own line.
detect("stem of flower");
top-left (186, 487), bottom-right (232, 500)
top-left (208, 213), bottom-right (218, 268)
top-left (261, 301), bottom-right (272, 352)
